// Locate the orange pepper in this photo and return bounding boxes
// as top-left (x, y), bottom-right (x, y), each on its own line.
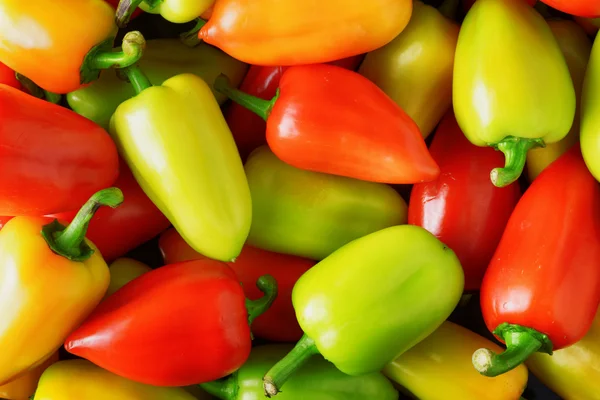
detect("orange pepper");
top-left (0, 353), bottom-right (59, 400)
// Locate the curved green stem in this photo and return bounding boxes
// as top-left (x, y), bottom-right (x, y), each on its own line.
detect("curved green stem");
top-left (214, 74), bottom-right (279, 121)
top-left (263, 334), bottom-right (319, 397)
top-left (438, 0), bottom-right (460, 20)
top-left (490, 137), bottom-right (544, 188)
top-left (15, 73), bottom-right (61, 103)
top-left (199, 374), bottom-right (238, 400)
top-left (116, 0), bottom-right (162, 28)
top-left (122, 65), bottom-right (152, 95)
top-left (472, 323), bottom-right (553, 377)
top-left (42, 188), bottom-right (124, 261)
top-left (181, 18), bottom-right (207, 47)
top-left (246, 275), bottom-right (278, 326)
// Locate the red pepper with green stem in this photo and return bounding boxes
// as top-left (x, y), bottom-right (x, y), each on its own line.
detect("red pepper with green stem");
top-left (215, 64), bottom-right (439, 184)
top-left (0, 63), bottom-right (20, 89)
top-left (473, 146), bottom-right (600, 377)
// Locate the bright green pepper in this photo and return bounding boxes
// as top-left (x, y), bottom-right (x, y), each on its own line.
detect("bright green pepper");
top-left (453, 0), bottom-right (575, 187)
top-left (245, 146), bottom-right (408, 261)
top-left (262, 225), bottom-right (464, 396)
top-left (67, 39), bottom-right (248, 130)
top-left (581, 27), bottom-right (600, 183)
top-left (109, 68), bottom-right (251, 262)
top-left (199, 344), bottom-right (398, 400)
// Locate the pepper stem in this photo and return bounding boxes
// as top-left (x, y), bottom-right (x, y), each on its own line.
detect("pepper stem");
top-left (246, 275), bottom-right (278, 326)
top-left (181, 18), bottom-right (207, 47)
top-left (41, 188), bottom-right (124, 262)
top-left (116, 0), bottom-right (162, 28)
top-left (472, 323), bottom-right (553, 377)
top-left (438, 0), bottom-right (460, 20)
top-left (263, 334), bottom-right (319, 397)
top-left (122, 65), bottom-right (153, 95)
top-left (214, 74), bottom-right (279, 121)
top-left (490, 137), bottom-right (544, 188)
top-left (199, 374), bottom-right (238, 400)
top-left (15, 73), bottom-right (62, 104)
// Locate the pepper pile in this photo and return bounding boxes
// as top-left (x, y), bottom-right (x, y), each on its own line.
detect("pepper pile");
top-left (1, 0), bottom-right (600, 399)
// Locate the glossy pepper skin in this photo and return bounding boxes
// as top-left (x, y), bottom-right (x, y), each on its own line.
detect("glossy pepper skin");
top-left (109, 69), bottom-right (251, 262)
top-left (0, 353), bottom-right (58, 400)
top-left (358, 0), bottom-right (459, 139)
top-left (217, 64), bottom-right (439, 184)
top-left (462, 0), bottom-right (536, 12)
top-left (160, 228), bottom-right (315, 342)
top-left (116, 0), bottom-right (214, 25)
top-left (33, 359), bottom-right (210, 400)
top-left (474, 147), bottom-right (600, 377)
top-left (409, 111), bottom-right (521, 291)
top-left (580, 30), bottom-right (600, 182)
top-left (51, 161), bottom-right (171, 263)
top-left (0, 85), bottom-right (119, 216)
top-left (0, 189), bottom-right (121, 384)
top-left (539, 0), bottom-right (600, 17)
top-left (245, 146), bottom-right (408, 260)
top-left (65, 259), bottom-right (277, 387)
top-left (263, 225), bottom-right (464, 396)
top-left (105, 0), bottom-right (142, 18)
top-left (527, 20), bottom-right (592, 181)
top-left (453, 0), bottom-right (576, 188)
top-left (0, 216), bottom-right (12, 230)
top-left (526, 308), bottom-right (600, 400)
top-left (0, 62), bottom-right (20, 89)
top-left (384, 321), bottom-right (528, 400)
top-left (104, 258), bottom-right (152, 298)
top-left (67, 39), bottom-right (248, 130)
top-left (198, 0), bottom-right (412, 66)
top-left (201, 344), bottom-right (398, 400)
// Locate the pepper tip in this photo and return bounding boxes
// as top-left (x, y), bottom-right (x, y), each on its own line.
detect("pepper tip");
top-left (472, 348), bottom-right (494, 376)
top-left (263, 377), bottom-right (279, 398)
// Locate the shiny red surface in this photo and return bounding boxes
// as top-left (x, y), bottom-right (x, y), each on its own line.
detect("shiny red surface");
top-left (539, 0), bottom-right (600, 17)
top-left (0, 63), bottom-right (20, 89)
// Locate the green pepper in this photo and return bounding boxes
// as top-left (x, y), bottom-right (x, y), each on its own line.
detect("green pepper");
top-left (453, 0), bottom-right (575, 187)
top-left (262, 225), bottom-right (464, 396)
top-left (67, 39), bottom-right (248, 129)
top-left (245, 146), bottom-right (407, 261)
top-left (581, 26), bottom-right (600, 182)
top-left (199, 344), bottom-right (398, 400)
top-left (109, 67), bottom-right (251, 262)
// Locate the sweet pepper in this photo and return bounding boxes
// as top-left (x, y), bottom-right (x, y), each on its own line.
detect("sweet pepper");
top-left (0, 353), bottom-right (58, 400)
top-left (117, 0), bottom-right (214, 25)
top-left (0, 62), bottom-right (20, 89)
top-left (580, 26), bottom-right (600, 182)
top-left (104, 258), bottom-right (152, 298)
top-left (539, 0), bottom-right (600, 17)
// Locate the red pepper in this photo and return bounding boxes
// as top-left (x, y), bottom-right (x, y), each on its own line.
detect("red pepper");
top-left (64, 259), bottom-right (277, 386)
top-left (51, 160), bottom-right (171, 263)
top-left (216, 64), bottom-right (439, 184)
top-left (0, 64), bottom-right (20, 89)
top-left (159, 228), bottom-right (315, 342)
top-left (0, 85), bottom-right (119, 216)
top-left (539, 0), bottom-right (600, 17)
top-left (0, 217), bottom-right (12, 230)
top-left (473, 146), bottom-right (600, 377)
top-left (226, 56), bottom-right (364, 161)
top-left (408, 112), bottom-right (521, 291)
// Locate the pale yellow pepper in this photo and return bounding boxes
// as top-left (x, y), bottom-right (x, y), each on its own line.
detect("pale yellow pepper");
top-left (0, 353), bottom-right (58, 400)
top-left (105, 257), bottom-right (152, 298)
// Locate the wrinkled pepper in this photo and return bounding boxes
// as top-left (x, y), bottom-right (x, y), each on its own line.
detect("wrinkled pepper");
top-left (244, 146), bottom-right (407, 260)
top-left (262, 225), bottom-right (464, 396)
top-left (201, 344), bottom-right (398, 400)
top-left (384, 321), bottom-right (528, 400)
top-left (65, 260), bottom-right (277, 387)
top-left (67, 39), bottom-right (248, 129)
top-left (0, 84), bottom-right (119, 216)
top-left (0, 62), bottom-right (20, 89)
top-left (217, 65), bottom-right (439, 184)
top-left (117, 0), bottom-right (214, 26)
top-left (104, 258), bottom-right (152, 298)
top-left (160, 228), bottom-right (315, 342)
top-left (527, 20), bottom-right (592, 181)
top-left (0, 6), bottom-right (145, 94)
top-left (0, 188), bottom-right (121, 384)
top-left (539, 0), bottom-right (600, 17)
top-left (51, 160), bottom-right (171, 263)
top-left (33, 359), bottom-right (213, 400)
top-left (474, 147), bottom-right (600, 377)
top-left (526, 308), bottom-right (600, 400)
top-left (409, 111), bottom-right (521, 291)
top-left (453, 0), bottom-right (575, 187)
top-left (358, 0), bottom-right (459, 139)
top-left (109, 67), bottom-right (251, 262)
top-left (196, 0), bottom-right (412, 66)
top-left (0, 353), bottom-right (58, 400)
top-left (580, 28), bottom-right (600, 182)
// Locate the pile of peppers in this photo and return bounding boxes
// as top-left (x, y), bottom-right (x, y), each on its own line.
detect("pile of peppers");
top-left (2, 0), bottom-right (600, 399)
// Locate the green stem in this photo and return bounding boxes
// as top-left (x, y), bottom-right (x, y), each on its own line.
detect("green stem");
top-left (438, 0), bottom-right (460, 20)
top-left (246, 275), bottom-right (278, 326)
top-left (490, 137), bottom-right (544, 188)
top-left (41, 188), bottom-right (124, 261)
top-left (214, 74), bottom-right (279, 121)
top-left (472, 323), bottom-right (553, 377)
top-left (116, 0), bottom-right (162, 28)
top-left (181, 18), bottom-right (207, 47)
top-left (199, 374), bottom-right (238, 400)
top-left (122, 65), bottom-right (152, 95)
top-left (263, 334), bottom-right (319, 397)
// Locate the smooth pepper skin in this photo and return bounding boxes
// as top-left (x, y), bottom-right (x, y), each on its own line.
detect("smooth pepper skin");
top-left (358, 1), bottom-right (459, 139)
top-left (527, 20), bottom-right (592, 181)
top-left (580, 29), bottom-right (600, 183)
top-left (462, 0), bottom-right (536, 12)
top-left (160, 228), bottom-right (315, 342)
top-left (409, 111), bottom-right (521, 291)
top-left (138, 0), bottom-right (214, 23)
top-left (245, 146), bottom-right (408, 261)
top-left (526, 308), bottom-right (600, 400)
top-left (453, 0), bottom-right (575, 187)
top-left (109, 73), bottom-right (251, 262)
top-left (477, 146), bottom-right (600, 376)
top-left (384, 321), bottom-right (528, 400)
top-left (201, 344), bottom-right (398, 400)
top-left (104, 0), bottom-right (142, 18)
top-left (33, 359), bottom-right (209, 400)
top-left (0, 216), bottom-right (12, 230)
top-left (67, 39), bottom-right (248, 129)
top-left (199, 0), bottom-right (412, 66)
top-left (104, 258), bottom-right (152, 298)
top-left (0, 0), bottom-right (117, 93)
top-left (539, 0), bottom-right (600, 17)
top-left (0, 353), bottom-right (58, 400)
top-left (0, 85), bottom-right (119, 216)
top-left (0, 62), bottom-right (20, 89)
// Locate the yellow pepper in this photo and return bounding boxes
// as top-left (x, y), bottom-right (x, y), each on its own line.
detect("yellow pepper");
top-left (383, 321), bottom-right (528, 400)
top-left (0, 188), bottom-right (120, 384)
top-left (526, 20), bottom-right (592, 181)
top-left (0, 353), bottom-right (58, 400)
top-left (105, 257), bottom-right (152, 298)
